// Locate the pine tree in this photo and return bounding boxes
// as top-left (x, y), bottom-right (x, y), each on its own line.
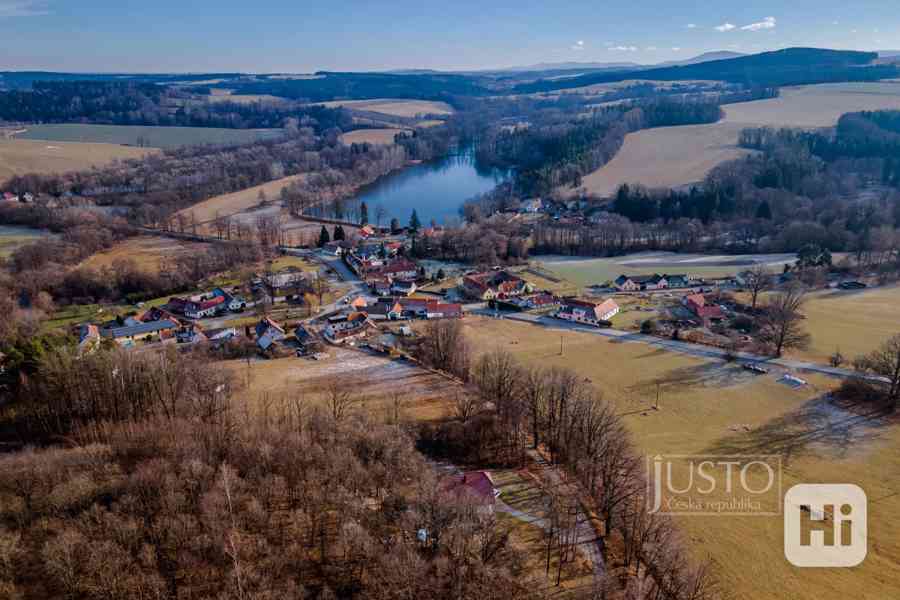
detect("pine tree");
top-left (755, 200), bottom-right (772, 220)
top-left (360, 202), bottom-right (369, 225)
top-left (390, 218), bottom-right (401, 234)
top-left (317, 226), bottom-right (330, 247)
top-left (409, 209), bottom-right (421, 234)
top-left (334, 225), bottom-right (345, 241)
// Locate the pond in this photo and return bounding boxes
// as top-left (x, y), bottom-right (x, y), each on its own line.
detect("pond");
top-left (349, 146), bottom-right (508, 226)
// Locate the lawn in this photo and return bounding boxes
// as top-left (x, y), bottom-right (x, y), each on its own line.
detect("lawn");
top-left (0, 138), bottom-right (154, 183)
top-left (457, 316), bottom-right (900, 600)
top-left (14, 124), bottom-right (284, 149)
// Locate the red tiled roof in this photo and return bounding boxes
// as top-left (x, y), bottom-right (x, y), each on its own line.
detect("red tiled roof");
top-left (440, 471), bottom-right (498, 505)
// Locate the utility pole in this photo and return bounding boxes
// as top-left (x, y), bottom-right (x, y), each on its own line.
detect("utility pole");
top-left (655, 382), bottom-right (661, 410)
top-left (560, 335), bottom-right (564, 356)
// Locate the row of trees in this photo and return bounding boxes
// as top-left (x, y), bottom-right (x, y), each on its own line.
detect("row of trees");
top-left (414, 332), bottom-right (723, 599)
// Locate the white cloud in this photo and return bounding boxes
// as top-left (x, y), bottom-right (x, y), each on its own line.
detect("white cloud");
top-left (715, 23), bottom-right (736, 32)
top-left (571, 40), bottom-right (585, 51)
top-left (741, 16), bottom-right (776, 31)
top-left (686, 23), bottom-right (697, 29)
top-left (608, 45), bottom-right (638, 52)
top-left (0, 1), bottom-right (50, 17)
top-left (671, 47), bottom-right (682, 52)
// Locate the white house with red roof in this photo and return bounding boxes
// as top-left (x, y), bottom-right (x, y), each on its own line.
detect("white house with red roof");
top-left (556, 298), bottom-right (619, 325)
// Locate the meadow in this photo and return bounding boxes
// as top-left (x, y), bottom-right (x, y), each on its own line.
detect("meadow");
top-left (320, 98), bottom-right (454, 117)
top-left (14, 124), bottom-right (284, 149)
top-left (0, 225), bottom-right (55, 258)
top-left (0, 138), bottom-right (154, 182)
top-left (340, 128), bottom-right (408, 146)
top-left (535, 252), bottom-right (796, 287)
top-left (178, 174), bottom-right (306, 224)
top-left (458, 315), bottom-right (900, 600)
top-left (566, 81), bottom-right (900, 197)
top-left (80, 235), bottom-right (212, 272)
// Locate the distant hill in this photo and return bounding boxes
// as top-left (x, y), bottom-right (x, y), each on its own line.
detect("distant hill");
top-left (655, 51), bottom-right (746, 68)
top-left (513, 48), bottom-right (896, 94)
top-left (496, 61), bottom-right (641, 73)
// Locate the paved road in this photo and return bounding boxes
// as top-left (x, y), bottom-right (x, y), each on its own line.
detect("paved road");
top-left (469, 309), bottom-right (886, 383)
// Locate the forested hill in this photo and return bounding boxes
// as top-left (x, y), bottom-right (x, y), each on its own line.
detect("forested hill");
top-left (513, 48), bottom-right (897, 94)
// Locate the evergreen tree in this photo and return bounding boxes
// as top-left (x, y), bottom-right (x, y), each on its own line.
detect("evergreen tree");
top-left (409, 209), bottom-right (421, 234)
top-left (317, 226), bottom-right (330, 247)
top-left (360, 201), bottom-right (369, 225)
top-left (755, 200), bottom-right (773, 220)
top-left (390, 218), bottom-right (401, 234)
top-left (334, 225), bottom-right (346, 241)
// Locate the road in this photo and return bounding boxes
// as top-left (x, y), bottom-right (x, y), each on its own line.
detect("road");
top-left (468, 309), bottom-right (886, 383)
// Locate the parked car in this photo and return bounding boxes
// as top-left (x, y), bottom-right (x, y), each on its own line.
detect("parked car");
top-left (743, 364), bottom-right (768, 375)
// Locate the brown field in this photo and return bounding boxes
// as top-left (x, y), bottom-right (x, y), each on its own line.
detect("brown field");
top-left (340, 128), bottom-right (408, 146)
top-left (179, 174), bottom-right (305, 224)
top-left (566, 82), bottom-right (900, 197)
top-left (320, 98), bottom-right (454, 117)
top-left (788, 285), bottom-right (900, 364)
top-left (0, 138), bottom-right (155, 183)
top-left (81, 235), bottom-right (212, 272)
top-left (457, 316), bottom-right (900, 600)
top-left (566, 122), bottom-right (750, 197)
top-left (205, 92), bottom-right (287, 104)
top-left (227, 346), bottom-right (458, 423)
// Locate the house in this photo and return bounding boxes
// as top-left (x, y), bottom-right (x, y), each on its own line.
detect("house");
top-left (367, 299), bottom-right (404, 321)
top-left (104, 319), bottom-right (179, 346)
top-left (176, 323), bottom-right (207, 345)
top-left (164, 297), bottom-right (191, 315)
top-left (349, 296), bottom-right (369, 310)
top-left (324, 312), bottom-right (374, 343)
top-left (374, 258), bottom-right (419, 281)
top-left (495, 293), bottom-right (560, 312)
top-left (425, 302), bottom-right (463, 320)
top-left (663, 274), bottom-right (692, 289)
top-left (556, 298), bottom-right (619, 325)
top-left (440, 471), bottom-right (500, 510)
top-left (614, 275), bottom-right (641, 292)
top-left (461, 270), bottom-right (531, 301)
top-left (398, 297), bottom-right (430, 318)
top-left (138, 307), bottom-right (182, 324)
top-left (323, 241), bottom-right (347, 256)
top-left (185, 295), bottom-right (226, 319)
top-left (77, 324), bottom-right (101, 354)
top-left (359, 224), bottom-right (377, 239)
top-left (390, 280), bottom-right (417, 296)
top-left (1, 192), bottom-right (18, 203)
top-left (255, 318), bottom-right (286, 350)
top-left (369, 278), bottom-right (393, 297)
top-left (294, 324), bottom-right (323, 354)
top-left (519, 198), bottom-right (543, 213)
top-left (21, 193), bottom-right (34, 203)
top-left (204, 327), bottom-right (239, 344)
top-left (683, 294), bottom-right (725, 327)
top-left (614, 274), bottom-right (668, 291)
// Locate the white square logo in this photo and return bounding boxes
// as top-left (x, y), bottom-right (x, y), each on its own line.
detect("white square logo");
top-left (784, 484), bottom-right (867, 567)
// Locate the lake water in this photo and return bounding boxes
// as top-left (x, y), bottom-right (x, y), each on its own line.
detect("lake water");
top-left (350, 147), bottom-right (508, 226)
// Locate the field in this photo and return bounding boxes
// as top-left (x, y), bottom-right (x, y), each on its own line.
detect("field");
top-left (179, 174), bottom-right (305, 224)
top-left (320, 98), bottom-right (454, 117)
top-left (458, 316), bottom-right (900, 600)
top-left (80, 235), bottom-right (212, 272)
top-left (227, 346), bottom-right (458, 423)
top-left (340, 128), bottom-right (408, 146)
top-left (14, 124), bottom-right (284, 149)
top-left (205, 93), bottom-right (288, 104)
top-left (535, 252), bottom-right (796, 287)
top-left (789, 285), bottom-right (900, 364)
top-left (0, 225), bottom-right (55, 258)
top-left (566, 82), bottom-right (900, 197)
top-left (0, 138), bottom-right (154, 182)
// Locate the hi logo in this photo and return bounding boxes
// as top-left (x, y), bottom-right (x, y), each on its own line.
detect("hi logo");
top-left (784, 484), bottom-right (867, 567)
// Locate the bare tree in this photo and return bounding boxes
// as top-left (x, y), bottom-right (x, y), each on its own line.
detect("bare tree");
top-left (853, 333), bottom-right (900, 411)
top-left (758, 285), bottom-right (811, 357)
top-left (744, 264), bottom-right (773, 311)
top-left (322, 377), bottom-right (361, 422)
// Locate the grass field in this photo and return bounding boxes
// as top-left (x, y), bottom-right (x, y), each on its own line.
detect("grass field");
top-left (179, 174), bottom-right (305, 224)
top-left (0, 138), bottom-right (154, 182)
top-left (80, 235), bottom-right (212, 272)
top-left (0, 225), bottom-right (55, 258)
top-left (536, 252), bottom-right (795, 287)
top-left (340, 128), bottom-right (408, 145)
top-left (457, 316), bottom-right (900, 600)
top-left (320, 98), bottom-right (454, 117)
top-left (566, 82), bottom-right (900, 197)
top-left (14, 124), bottom-right (284, 149)
top-left (789, 285), bottom-right (900, 364)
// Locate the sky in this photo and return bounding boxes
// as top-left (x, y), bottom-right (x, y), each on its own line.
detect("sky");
top-left (1, 0), bottom-right (898, 73)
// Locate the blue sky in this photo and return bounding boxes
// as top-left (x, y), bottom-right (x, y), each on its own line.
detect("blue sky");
top-left (0, 1), bottom-right (898, 72)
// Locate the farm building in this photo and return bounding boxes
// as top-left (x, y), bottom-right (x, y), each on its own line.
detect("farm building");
top-left (683, 294), bottom-right (725, 327)
top-left (556, 298), bottom-right (619, 325)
